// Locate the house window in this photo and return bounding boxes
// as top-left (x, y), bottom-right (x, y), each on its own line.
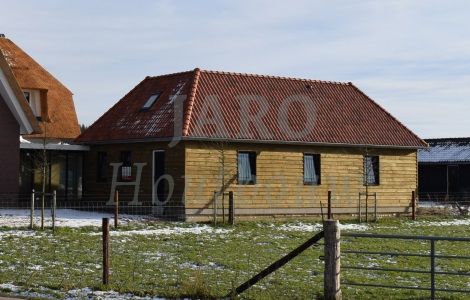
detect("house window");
top-left (97, 152), bottom-right (107, 182)
top-left (304, 154), bottom-right (321, 185)
top-left (238, 151), bottom-right (256, 185)
top-left (364, 155), bottom-right (379, 185)
top-left (141, 92), bottom-right (162, 110)
top-left (23, 90), bottom-right (42, 120)
top-left (121, 151), bottom-right (132, 181)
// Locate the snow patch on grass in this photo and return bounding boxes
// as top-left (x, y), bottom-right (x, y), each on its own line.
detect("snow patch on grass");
top-left (278, 222), bottom-right (370, 232)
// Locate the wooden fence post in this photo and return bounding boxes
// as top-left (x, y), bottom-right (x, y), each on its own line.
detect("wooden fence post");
top-left (324, 220), bottom-right (342, 300)
top-left (102, 218), bottom-right (110, 285)
top-left (228, 191), bottom-right (234, 225)
top-left (327, 191), bottom-right (332, 219)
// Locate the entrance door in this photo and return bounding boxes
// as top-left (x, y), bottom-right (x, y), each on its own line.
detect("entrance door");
top-left (447, 165), bottom-right (459, 196)
top-left (153, 151), bottom-right (165, 215)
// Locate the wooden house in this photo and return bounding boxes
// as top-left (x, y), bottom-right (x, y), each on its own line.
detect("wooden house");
top-left (0, 35), bottom-right (87, 202)
top-left (76, 68), bottom-right (428, 220)
top-left (418, 138), bottom-right (470, 202)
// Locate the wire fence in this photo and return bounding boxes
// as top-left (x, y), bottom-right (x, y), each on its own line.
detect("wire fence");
top-left (1, 191), bottom-right (469, 226)
top-left (418, 192), bottom-right (470, 205)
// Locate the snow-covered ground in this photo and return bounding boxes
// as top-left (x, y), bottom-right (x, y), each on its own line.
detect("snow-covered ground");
top-left (0, 208), bottom-right (143, 228)
top-left (0, 208), bottom-right (374, 231)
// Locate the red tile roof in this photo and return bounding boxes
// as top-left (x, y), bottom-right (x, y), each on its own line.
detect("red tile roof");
top-left (0, 37), bottom-right (81, 140)
top-left (76, 68), bottom-right (428, 148)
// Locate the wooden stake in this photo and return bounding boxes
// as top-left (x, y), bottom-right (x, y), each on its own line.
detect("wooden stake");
top-left (102, 218), bottom-right (110, 285)
top-left (324, 220), bottom-right (342, 300)
top-left (327, 191), bottom-right (332, 219)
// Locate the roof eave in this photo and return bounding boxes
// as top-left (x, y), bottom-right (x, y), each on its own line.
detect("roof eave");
top-left (20, 142), bottom-right (89, 151)
top-left (76, 136), bottom-right (426, 149)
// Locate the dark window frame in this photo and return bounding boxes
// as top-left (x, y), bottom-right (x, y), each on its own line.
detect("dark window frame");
top-left (364, 155), bottom-right (380, 186)
top-left (238, 151), bottom-right (257, 185)
top-left (97, 152), bottom-right (108, 182)
top-left (304, 153), bottom-right (321, 185)
top-left (120, 151), bottom-right (132, 182)
top-left (141, 92), bottom-right (162, 111)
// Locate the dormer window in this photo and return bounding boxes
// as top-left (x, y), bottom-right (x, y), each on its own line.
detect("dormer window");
top-left (141, 92), bottom-right (162, 111)
top-left (23, 89), bottom-right (41, 120)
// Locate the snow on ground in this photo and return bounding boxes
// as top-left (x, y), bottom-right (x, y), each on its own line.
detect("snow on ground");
top-left (0, 283), bottom-right (166, 300)
top-left (415, 218), bottom-right (470, 227)
top-left (0, 209), bottom-right (234, 236)
top-left (0, 208), bottom-right (144, 228)
top-left (278, 222), bottom-right (370, 232)
top-left (0, 208), bottom-right (371, 233)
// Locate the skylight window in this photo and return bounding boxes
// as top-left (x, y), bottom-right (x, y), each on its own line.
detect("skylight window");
top-left (141, 92), bottom-right (162, 110)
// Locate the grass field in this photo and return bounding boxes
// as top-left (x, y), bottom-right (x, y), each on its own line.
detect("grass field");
top-left (0, 210), bottom-right (469, 299)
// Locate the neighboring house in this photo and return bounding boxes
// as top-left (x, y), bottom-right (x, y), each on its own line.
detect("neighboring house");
top-left (418, 138), bottom-right (470, 202)
top-left (0, 35), bottom-right (87, 202)
top-left (76, 68), bottom-right (428, 220)
top-left (0, 43), bottom-right (42, 200)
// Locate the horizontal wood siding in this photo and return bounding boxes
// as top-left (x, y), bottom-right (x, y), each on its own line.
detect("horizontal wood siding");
top-left (185, 142), bottom-right (417, 214)
top-left (83, 142), bottom-right (185, 208)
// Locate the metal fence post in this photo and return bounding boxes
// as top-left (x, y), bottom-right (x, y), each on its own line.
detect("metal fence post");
top-left (358, 193), bottom-right (362, 223)
top-left (431, 239), bottom-right (435, 300)
top-left (114, 190), bottom-right (119, 228)
top-left (412, 191), bottom-right (417, 220)
top-left (324, 220), bottom-right (342, 300)
top-left (52, 190), bottom-right (56, 232)
top-left (213, 191), bottom-right (218, 226)
top-left (30, 189), bottom-right (35, 229)
top-left (374, 192), bottom-right (377, 222)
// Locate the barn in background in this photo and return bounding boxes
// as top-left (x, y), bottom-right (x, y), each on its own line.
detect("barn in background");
top-left (418, 138), bottom-right (470, 202)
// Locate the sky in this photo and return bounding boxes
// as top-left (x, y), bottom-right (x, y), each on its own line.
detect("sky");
top-left (1, 0), bottom-right (470, 139)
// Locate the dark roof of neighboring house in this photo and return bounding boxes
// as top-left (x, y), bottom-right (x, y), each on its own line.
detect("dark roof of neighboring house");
top-left (418, 138), bottom-right (470, 163)
top-left (76, 68), bottom-right (427, 148)
top-left (0, 49), bottom-right (42, 134)
top-left (0, 36), bottom-right (80, 139)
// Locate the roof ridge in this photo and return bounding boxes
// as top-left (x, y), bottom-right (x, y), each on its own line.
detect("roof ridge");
top-left (198, 69), bottom-right (350, 85)
top-left (145, 69), bottom-right (196, 80)
top-left (348, 82), bottom-right (429, 148)
top-left (182, 68), bottom-right (201, 136)
top-left (143, 68), bottom-right (349, 85)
